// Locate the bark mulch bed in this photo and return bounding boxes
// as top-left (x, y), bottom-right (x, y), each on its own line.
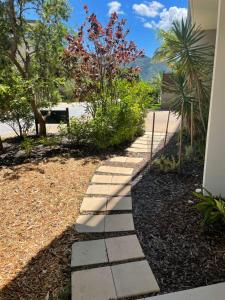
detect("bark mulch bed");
top-left (0, 156), bottom-right (101, 300)
top-left (132, 137), bottom-right (225, 295)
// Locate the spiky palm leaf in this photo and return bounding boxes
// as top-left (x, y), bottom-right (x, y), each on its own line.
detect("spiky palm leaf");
top-left (154, 18), bottom-right (213, 134)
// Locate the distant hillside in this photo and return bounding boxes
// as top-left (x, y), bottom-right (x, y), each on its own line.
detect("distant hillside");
top-left (129, 56), bottom-right (168, 81)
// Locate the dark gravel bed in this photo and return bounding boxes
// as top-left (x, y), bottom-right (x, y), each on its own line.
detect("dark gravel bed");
top-left (132, 138), bottom-right (225, 295)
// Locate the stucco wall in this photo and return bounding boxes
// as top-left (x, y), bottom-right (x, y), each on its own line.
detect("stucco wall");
top-left (202, 29), bottom-right (216, 47)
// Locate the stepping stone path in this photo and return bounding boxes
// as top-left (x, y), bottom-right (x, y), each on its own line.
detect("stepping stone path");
top-left (127, 132), bottom-right (165, 153)
top-left (71, 126), bottom-right (167, 299)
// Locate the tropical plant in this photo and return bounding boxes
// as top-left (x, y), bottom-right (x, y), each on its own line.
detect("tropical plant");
top-left (154, 18), bottom-right (213, 138)
top-left (0, 0), bottom-right (70, 136)
top-left (194, 190), bottom-right (225, 226)
top-left (154, 18), bottom-right (213, 166)
top-left (163, 72), bottom-right (194, 165)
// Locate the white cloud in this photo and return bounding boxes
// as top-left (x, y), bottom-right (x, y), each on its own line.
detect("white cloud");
top-left (133, 1), bottom-right (164, 18)
top-left (108, 1), bottom-right (124, 15)
top-left (144, 6), bottom-right (187, 30)
top-left (143, 21), bottom-right (154, 29)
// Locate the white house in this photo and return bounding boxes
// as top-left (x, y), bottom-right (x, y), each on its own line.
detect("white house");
top-left (190, 0), bottom-right (225, 197)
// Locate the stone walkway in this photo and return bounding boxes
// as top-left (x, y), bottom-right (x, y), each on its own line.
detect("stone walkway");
top-left (71, 111), bottom-right (179, 300)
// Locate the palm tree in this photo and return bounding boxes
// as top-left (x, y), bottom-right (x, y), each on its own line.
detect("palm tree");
top-left (154, 18), bottom-right (213, 135)
top-left (163, 72), bottom-right (194, 165)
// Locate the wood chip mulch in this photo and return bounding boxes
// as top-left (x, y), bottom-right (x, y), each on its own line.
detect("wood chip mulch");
top-left (132, 139), bottom-right (225, 295)
top-left (0, 156), bottom-right (100, 300)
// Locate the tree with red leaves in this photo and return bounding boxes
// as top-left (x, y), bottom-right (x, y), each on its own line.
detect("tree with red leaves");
top-left (64, 6), bottom-right (144, 116)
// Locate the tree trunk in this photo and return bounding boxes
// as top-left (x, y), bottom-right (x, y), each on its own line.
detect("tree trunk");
top-left (17, 117), bottom-right (23, 137)
top-left (190, 101), bottom-right (193, 154)
top-left (30, 99), bottom-right (47, 136)
top-left (178, 101), bottom-right (184, 172)
top-left (0, 136), bottom-right (4, 153)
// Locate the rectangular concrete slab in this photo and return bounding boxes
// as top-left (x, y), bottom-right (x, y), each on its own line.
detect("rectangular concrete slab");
top-left (80, 197), bottom-right (107, 212)
top-left (107, 196), bottom-right (132, 211)
top-left (111, 260), bottom-right (160, 298)
top-left (127, 147), bottom-right (151, 153)
top-left (71, 239), bottom-right (107, 267)
top-left (144, 282), bottom-right (225, 300)
top-left (133, 140), bottom-right (151, 145)
top-left (110, 156), bottom-right (127, 162)
top-left (87, 184), bottom-right (131, 196)
top-left (125, 157), bottom-right (144, 163)
top-left (130, 143), bottom-right (151, 149)
top-left (76, 214), bottom-right (105, 233)
top-left (105, 214), bottom-right (134, 232)
top-left (86, 184), bottom-right (108, 195)
top-left (97, 165), bottom-right (133, 175)
top-left (111, 175), bottom-right (132, 184)
top-left (92, 175), bottom-right (112, 184)
top-left (110, 156), bottom-right (144, 164)
top-left (105, 235), bottom-right (144, 262)
top-left (72, 266), bottom-right (116, 300)
top-left (108, 184), bottom-right (131, 196)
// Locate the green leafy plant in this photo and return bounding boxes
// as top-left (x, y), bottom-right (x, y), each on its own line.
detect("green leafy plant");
top-left (0, 0), bottom-right (70, 136)
top-left (20, 137), bottom-right (37, 157)
top-left (60, 79), bottom-right (154, 149)
top-left (153, 18), bottom-right (213, 162)
top-left (38, 136), bottom-right (60, 147)
top-left (153, 155), bottom-right (179, 173)
top-left (194, 190), bottom-right (225, 226)
top-left (62, 116), bottom-right (94, 146)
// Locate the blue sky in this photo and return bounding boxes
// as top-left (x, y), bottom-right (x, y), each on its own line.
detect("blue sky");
top-left (69, 0), bottom-right (188, 57)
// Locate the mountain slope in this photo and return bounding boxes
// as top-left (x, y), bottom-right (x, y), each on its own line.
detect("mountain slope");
top-left (129, 56), bottom-right (168, 81)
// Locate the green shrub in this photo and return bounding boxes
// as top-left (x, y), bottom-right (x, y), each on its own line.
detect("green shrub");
top-left (60, 116), bottom-right (94, 146)
top-left (61, 80), bottom-right (157, 149)
top-left (153, 155), bottom-right (179, 173)
top-left (194, 190), bottom-right (225, 226)
top-left (91, 97), bottom-right (144, 149)
top-left (62, 97), bottom-right (145, 149)
top-left (38, 136), bottom-right (60, 147)
top-left (20, 137), bottom-right (37, 157)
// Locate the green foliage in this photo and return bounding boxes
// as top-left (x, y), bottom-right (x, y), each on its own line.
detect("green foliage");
top-left (60, 80), bottom-right (76, 102)
top-left (60, 117), bottom-right (94, 146)
top-left (154, 18), bottom-right (213, 159)
top-left (194, 190), bottom-right (225, 226)
top-left (92, 97), bottom-right (144, 149)
top-left (0, 74), bottom-right (33, 136)
top-left (61, 80), bottom-right (152, 149)
top-left (116, 79), bottom-right (157, 109)
top-left (20, 138), bottom-right (36, 157)
top-left (38, 136), bottom-right (60, 147)
top-left (0, 0), bottom-right (70, 136)
top-left (153, 155), bottom-right (179, 173)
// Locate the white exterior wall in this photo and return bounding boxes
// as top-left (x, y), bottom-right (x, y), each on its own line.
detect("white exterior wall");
top-left (202, 30), bottom-right (216, 47)
top-left (203, 0), bottom-right (225, 196)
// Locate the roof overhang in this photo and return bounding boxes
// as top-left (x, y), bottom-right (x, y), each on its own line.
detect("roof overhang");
top-left (189, 0), bottom-right (218, 30)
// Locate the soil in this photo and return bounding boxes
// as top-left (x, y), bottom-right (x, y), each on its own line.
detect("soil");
top-left (0, 156), bottom-right (100, 300)
top-left (132, 137), bottom-right (225, 295)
